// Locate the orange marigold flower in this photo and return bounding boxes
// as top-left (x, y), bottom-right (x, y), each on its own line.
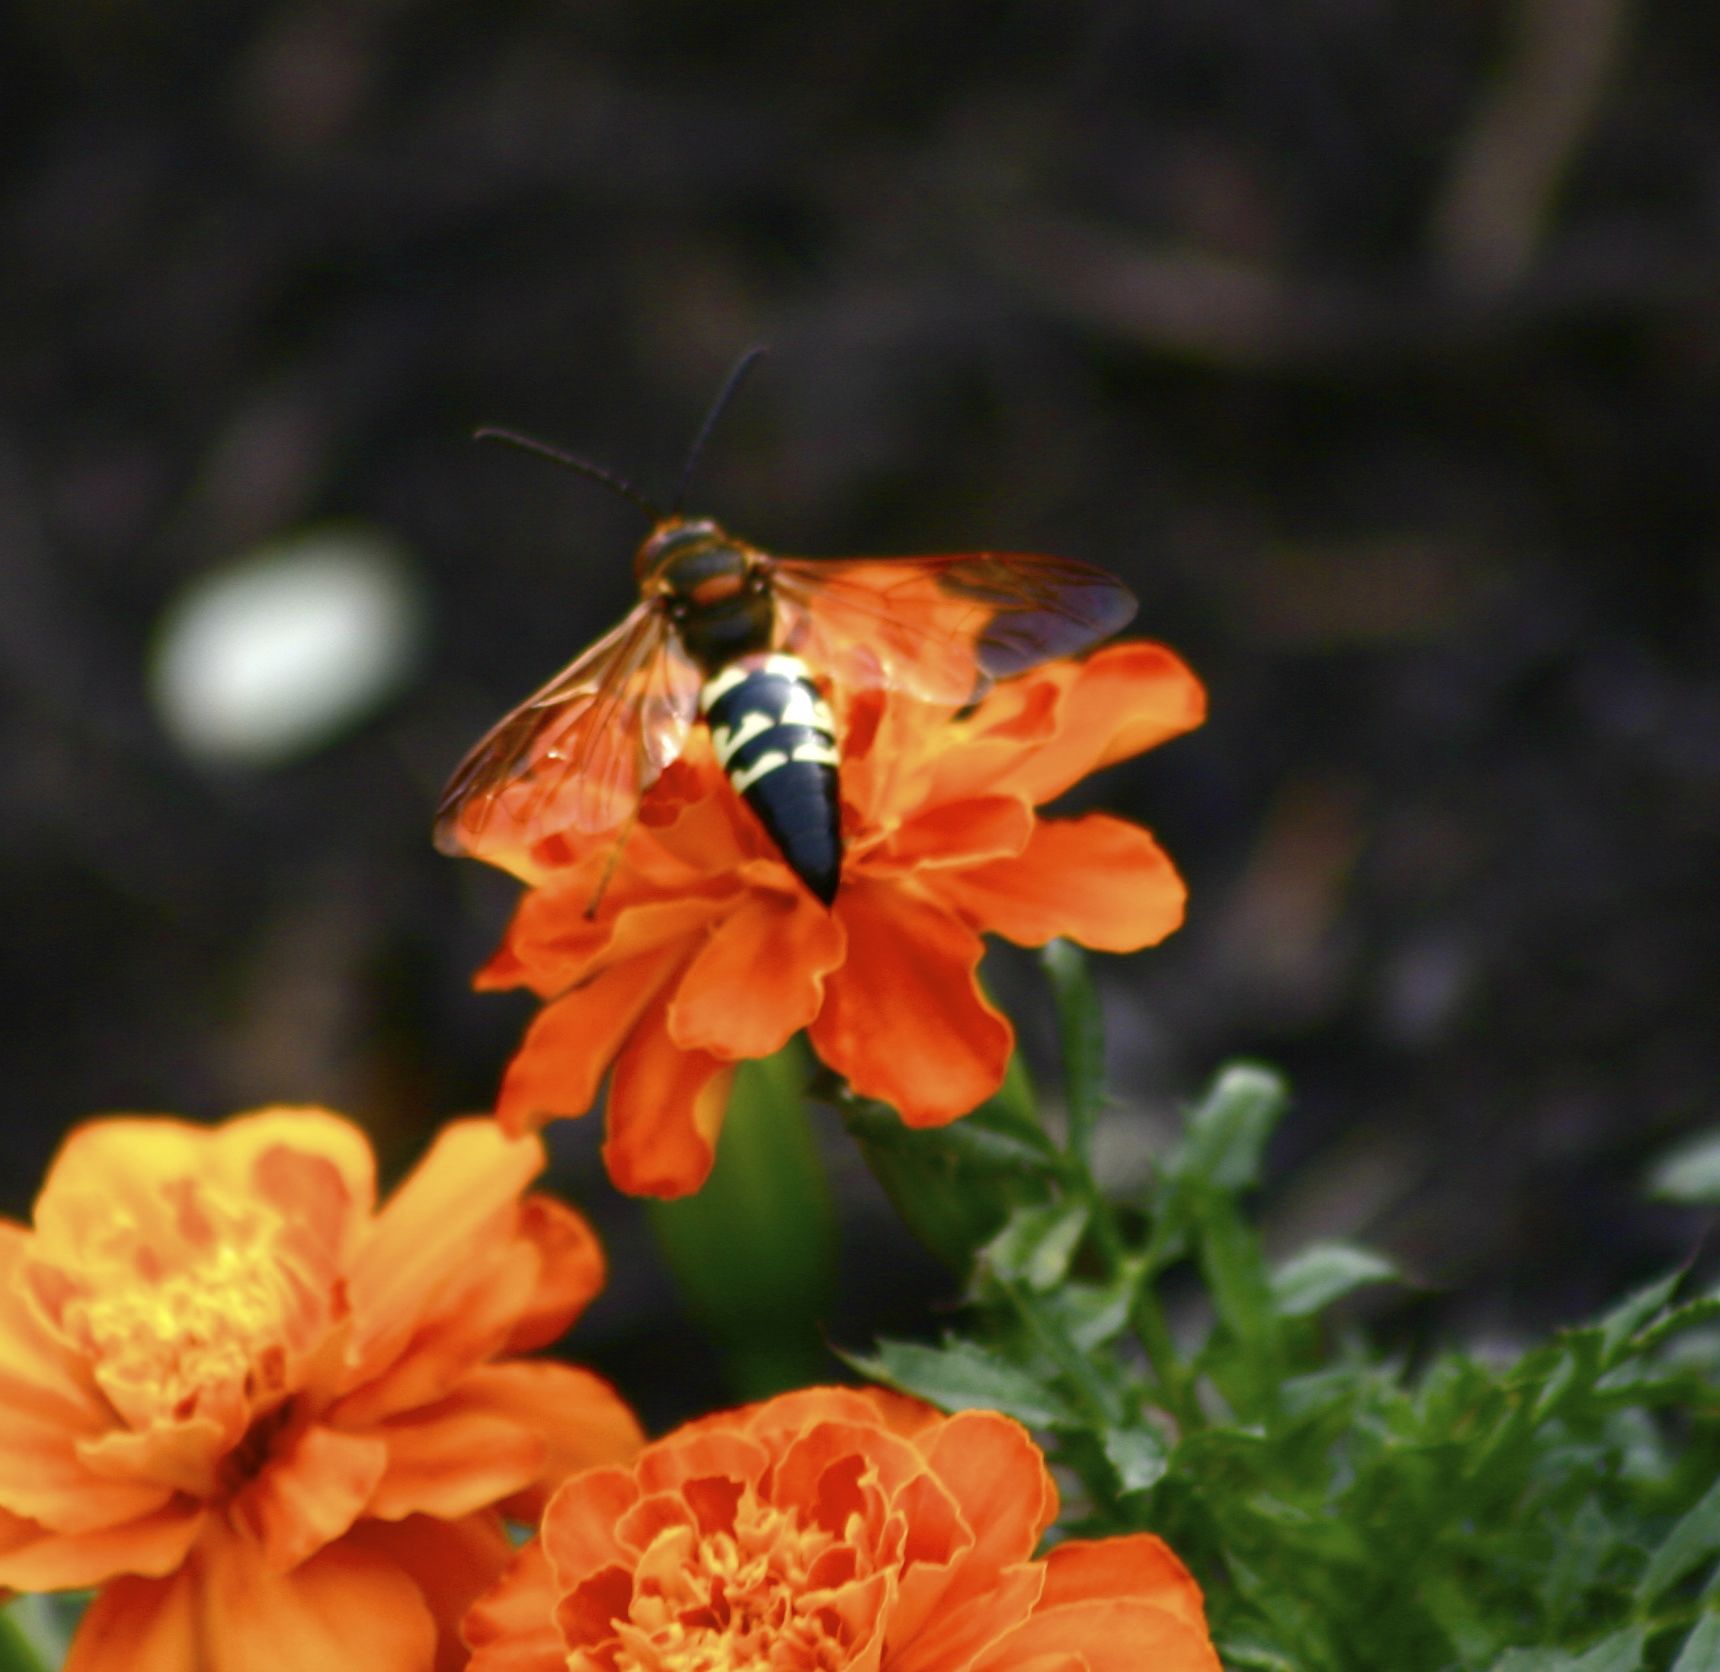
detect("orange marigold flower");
top-left (474, 643), bottom-right (1204, 1196)
top-left (0, 1109), bottom-right (644, 1672)
top-left (462, 1384), bottom-right (1220, 1672)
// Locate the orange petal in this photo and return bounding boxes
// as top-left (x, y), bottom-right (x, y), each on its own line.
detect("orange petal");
top-left (188, 1525), bottom-right (439, 1672)
top-left (1038, 1533), bottom-right (1210, 1630)
top-left (452, 1362), bottom-right (644, 1520)
top-left (344, 1119), bottom-right (545, 1386)
top-left (493, 942), bottom-right (686, 1133)
top-left (229, 1423), bottom-right (388, 1571)
top-left (893, 1562), bottom-right (1044, 1672)
top-left (0, 1226), bottom-right (120, 1426)
top-left (345, 1512), bottom-right (516, 1672)
top-left (931, 814), bottom-right (1187, 950)
top-left (666, 890), bottom-right (846, 1059)
top-left (368, 1402), bottom-right (543, 1523)
top-left (462, 1537), bottom-right (566, 1672)
top-left (64, 1568), bottom-right (197, 1672)
top-left (0, 1497), bottom-right (204, 1590)
top-left (997, 642), bottom-right (1206, 806)
top-left (876, 795), bottom-right (1035, 873)
top-left (602, 997), bottom-right (734, 1198)
top-left (539, 1466), bottom-right (640, 1583)
top-left (973, 1596), bottom-right (1222, 1672)
top-left (0, 1402), bottom-right (178, 1534)
top-left (809, 880), bottom-right (1013, 1126)
top-left (503, 1195), bottom-right (609, 1352)
top-left (915, 1412), bottom-right (1056, 1615)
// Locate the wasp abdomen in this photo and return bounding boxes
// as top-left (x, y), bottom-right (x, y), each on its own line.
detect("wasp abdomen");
top-left (700, 653), bottom-right (842, 905)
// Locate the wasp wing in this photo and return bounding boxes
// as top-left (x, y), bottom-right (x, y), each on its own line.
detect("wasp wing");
top-left (767, 552), bottom-right (1137, 705)
top-left (434, 603), bottom-right (701, 855)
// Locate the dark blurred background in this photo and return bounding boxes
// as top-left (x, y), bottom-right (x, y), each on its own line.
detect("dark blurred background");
top-left (4, 2), bottom-right (1717, 1429)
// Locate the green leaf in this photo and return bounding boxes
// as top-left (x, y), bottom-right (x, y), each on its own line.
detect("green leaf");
top-left (0, 1614), bottom-right (49, 1672)
top-left (978, 1201), bottom-right (1091, 1293)
top-left (1598, 1271), bottom-right (1684, 1362)
top-left (1491, 1628), bottom-right (1645, 1672)
top-left (845, 1337), bottom-right (1077, 1428)
top-left (1101, 1424), bottom-right (1170, 1493)
top-left (648, 1044), bottom-right (835, 1397)
top-left (1176, 1064), bottom-right (1288, 1194)
top-left (1647, 1128), bottom-right (1720, 1204)
top-left (840, 1059), bottom-right (1059, 1273)
top-left (1671, 1613), bottom-right (1720, 1672)
top-left (1269, 1241), bottom-right (1399, 1318)
top-left (1640, 1474), bottom-right (1720, 1605)
top-left (1042, 940), bottom-right (1106, 1165)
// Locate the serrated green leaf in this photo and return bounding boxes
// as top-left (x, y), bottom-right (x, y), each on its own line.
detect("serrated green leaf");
top-left (979, 1201), bottom-right (1091, 1293)
top-left (1647, 1129), bottom-right (1720, 1205)
top-left (1102, 1424), bottom-right (1169, 1493)
top-left (1176, 1064), bottom-right (1287, 1193)
top-left (1043, 940), bottom-right (1105, 1164)
top-left (1043, 1276), bottom-right (1135, 1352)
top-left (1269, 1240), bottom-right (1399, 1318)
top-left (1491, 1629), bottom-right (1645, 1672)
top-left (845, 1338), bottom-right (1077, 1428)
top-left (1640, 1475), bottom-right (1720, 1605)
top-left (1671, 1613), bottom-right (1720, 1672)
top-left (1599, 1271), bottom-right (1684, 1361)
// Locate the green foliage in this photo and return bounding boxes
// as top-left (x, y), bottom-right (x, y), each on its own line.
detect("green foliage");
top-left (649, 1044), bottom-right (836, 1397)
top-left (847, 945), bottom-right (1720, 1672)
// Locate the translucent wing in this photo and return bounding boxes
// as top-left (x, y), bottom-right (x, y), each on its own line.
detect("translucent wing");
top-left (766, 552), bottom-right (1137, 705)
top-left (433, 603), bottom-right (700, 855)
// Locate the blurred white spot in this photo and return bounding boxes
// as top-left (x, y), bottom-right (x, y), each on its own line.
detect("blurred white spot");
top-left (149, 524), bottom-right (428, 767)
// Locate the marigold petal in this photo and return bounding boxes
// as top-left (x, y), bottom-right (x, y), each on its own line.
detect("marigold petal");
top-left (33, 1111), bottom-right (375, 1267)
top-left (1038, 1533), bottom-right (1210, 1632)
top-left (345, 1119), bottom-right (546, 1385)
top-left (229, 1423), bottom-right (387, 1571)
top-left (993, 642), bottom-right (1206, 806)
top-left (809, 881), bottom-right (1013, 1126)
top-left (463, 1538), bottom-right (567, 1672)
top-left (0, 1226), bottom-right (116, 1424)
top-left (453, 1362), bottom-right (644, 1521)
top-left (63, 1568), bottom-right (197, 1672)
top-left (892, 1563), bottom-right (1045, 1672)
top-left (189, 1525), bottom-right (439, 1672)
top-left (974, 1597), bottom-right (1223, 1672)
top-left (346, 1512), bottom-right (516, 1672)
top-left (0, 1406), bottom-right (179, 1533)
top-left (666, 890), bottom-right (845, 1059)
top-left (539, 1466), bottom-right (640, 1584)
top-left (0, 1497), bottom-right (204, 1590)
top-left (632, 1431), bottom-right (772, 1504)
top-left (503, 1195), bottom-right (609, 1352)
top-left (602, 999), bottom-right (734, 1198)
top-left (931, 814), bottom-right (1187, 951)
top-left (921, 1410), bottom-right (1057, 1589)
top-left (493, 943), bottom-right (686, 1133)
top-left (877, 795), bottom-right (1035, 872)
top-left (368, 1405), bottom-right (543, 1523)
top-left (74, 1418), bottom-right (224, 1503)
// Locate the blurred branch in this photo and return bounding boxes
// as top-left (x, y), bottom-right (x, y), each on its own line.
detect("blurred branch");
top-left (987, 205), bottom-right (1706, 373)
top-left (1429, 0), bottom-right (1632, 297)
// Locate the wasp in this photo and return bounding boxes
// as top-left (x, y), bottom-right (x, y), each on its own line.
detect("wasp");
top-left (435, 355), bottom-right (1136, 906)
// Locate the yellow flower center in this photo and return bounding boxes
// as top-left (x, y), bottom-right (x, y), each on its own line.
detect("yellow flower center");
top-left (609, 1498), bottom-right (856, 1672)
top-left (45, 1186), bottom-right (301, 1431)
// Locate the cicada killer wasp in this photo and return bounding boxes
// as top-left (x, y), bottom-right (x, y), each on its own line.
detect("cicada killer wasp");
top-left (435, 354), bottom-right (1137, 907)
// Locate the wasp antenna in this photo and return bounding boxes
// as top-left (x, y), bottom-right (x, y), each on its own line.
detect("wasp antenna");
top-left (669, 344), bottom-right (770, 515)
top-left (473, 428), bottom-right (664, 521)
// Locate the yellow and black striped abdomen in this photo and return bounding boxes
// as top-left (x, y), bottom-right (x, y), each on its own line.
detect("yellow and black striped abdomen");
top-left (700, 652), bottom-right (842, 904)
